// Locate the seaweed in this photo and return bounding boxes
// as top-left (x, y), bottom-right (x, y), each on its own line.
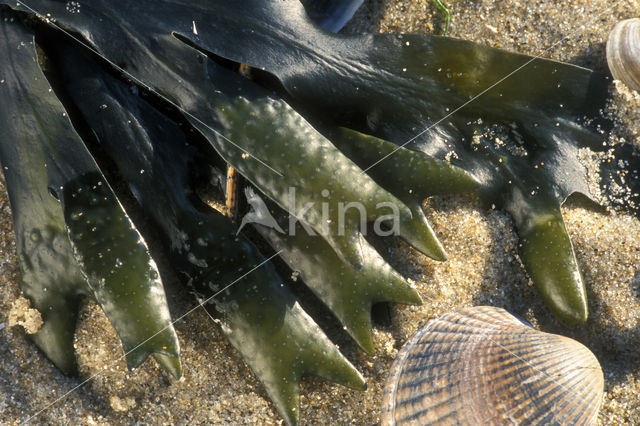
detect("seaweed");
top-left (0, 0), bottom-right (635, 424)
top-left (0, 3), bottom-right (475, 423)
top-left (0, 14), bottom-right (181, 378)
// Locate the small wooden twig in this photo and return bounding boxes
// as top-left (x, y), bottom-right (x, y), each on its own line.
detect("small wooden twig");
top-left (225, 165), bottom-right (240, 221)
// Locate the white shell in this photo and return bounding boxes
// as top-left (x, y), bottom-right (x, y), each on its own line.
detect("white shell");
top-left (607, 18), bottom-right (640, 92)
top-left (382, 306), bottom-right (604, 425)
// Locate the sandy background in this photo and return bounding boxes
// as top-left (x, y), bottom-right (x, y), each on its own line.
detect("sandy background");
top-left (1, 0), bottom-right (639, 424)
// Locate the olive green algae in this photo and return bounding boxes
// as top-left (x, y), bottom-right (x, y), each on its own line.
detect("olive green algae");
top-left (1, 0), bottom-right (640, 424)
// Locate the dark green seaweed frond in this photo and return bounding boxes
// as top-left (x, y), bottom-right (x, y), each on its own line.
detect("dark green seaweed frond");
top-left (0, 15), bottom-right (181, 377)
top-left (0, 1), bottom-right (636, 424)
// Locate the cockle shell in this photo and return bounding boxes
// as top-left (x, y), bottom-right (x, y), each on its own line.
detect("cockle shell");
top-left (381, 306), bottom-right (604, 425)
top-left (607, 18), bottom-right (640, 93)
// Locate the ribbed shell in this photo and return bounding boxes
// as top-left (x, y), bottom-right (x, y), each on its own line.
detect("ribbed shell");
top-left (606, 18), bottom-right (640, 92)
top-left (382, 306), bottom-right (603, 425)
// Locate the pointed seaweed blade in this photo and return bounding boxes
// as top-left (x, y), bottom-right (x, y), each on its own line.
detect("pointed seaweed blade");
top-left (0, 14), bottom-right (180, 376)
top-left (513, 196), bottom-right (588, 324)
top-left (251, 191), bottom-right (422, 354)
top-left (329, 127), bottom-right (480, 261)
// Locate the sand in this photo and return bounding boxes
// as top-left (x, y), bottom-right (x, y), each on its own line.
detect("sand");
top-left (1, 0), bottom-right (639, 424)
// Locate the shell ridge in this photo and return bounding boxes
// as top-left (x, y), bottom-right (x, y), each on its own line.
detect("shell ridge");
top-left (481, 340), bottom-right (602, 422)
top-left (485, 334), bottom-right (578, 395)
top-left (552, 366), bottom-right (602, 422)
top-left (482, 343), bottom-right (579, 382)
top-left (382, 321), bottom-right (443, 424)
top-left (396, 374), bottom-right (463, 401)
